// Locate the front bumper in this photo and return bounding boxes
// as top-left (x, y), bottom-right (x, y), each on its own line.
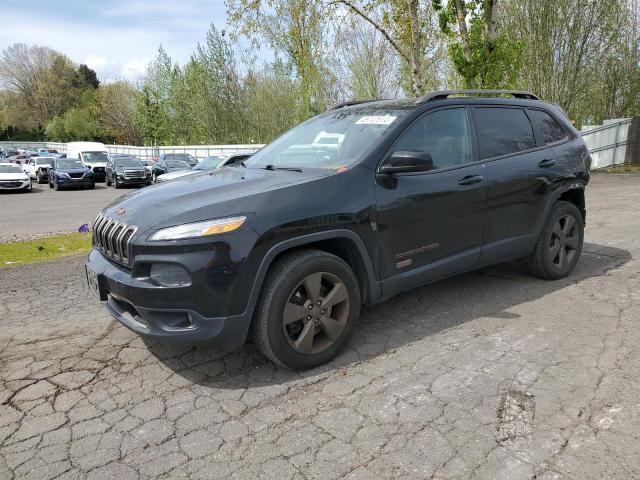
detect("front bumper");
top-left (0, 179), bottom-right (30, 190)
top-left (56, 176), bottom-right (94, 188)
top-left (86, 248), bottom-right (253, 347)
top-left (117, 175), bottom-right (150, 185)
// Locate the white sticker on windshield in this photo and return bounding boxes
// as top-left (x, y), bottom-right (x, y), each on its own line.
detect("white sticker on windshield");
top-left (356, 115), bottom-right (397, 125)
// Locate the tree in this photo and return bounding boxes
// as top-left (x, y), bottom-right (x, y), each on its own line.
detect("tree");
top-left (96, 81), bottom-right (141, 144)
top-left (328, 0), bottom-right (445, 96)
top-left (76, 64), bottom-right (100, 89)
top-left (227, 0), bottom-right (328, 118)
top-left (433, 0), bottom-right (522, 88)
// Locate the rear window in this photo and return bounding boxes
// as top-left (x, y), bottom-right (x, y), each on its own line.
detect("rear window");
top-left (474, 107), bottom-right (536, 159)
top-left (527, 109), bottom-right (567, 145)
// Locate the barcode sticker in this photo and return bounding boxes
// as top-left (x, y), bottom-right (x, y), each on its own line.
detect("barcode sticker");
top-left (355, 115), bottom-right (397, 125)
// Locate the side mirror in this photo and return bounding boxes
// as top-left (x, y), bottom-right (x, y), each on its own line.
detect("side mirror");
top-left (379, 151), bottom-right (433, 175)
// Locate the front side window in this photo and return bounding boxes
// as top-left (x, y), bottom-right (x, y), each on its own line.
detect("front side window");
top-left (527, 109), bottom-right (567, 145)
top-left (245, 107), bottom-right (409, 170)
top-left (474, 107), bottom-right (536, 159)
top-left (391, 108), bottom-right (472, 170)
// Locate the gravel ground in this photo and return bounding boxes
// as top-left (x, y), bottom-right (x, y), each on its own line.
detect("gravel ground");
top-left (0, 173), bottom-right (639, 479)
top-left (0, 183), bottom-right (132, 243)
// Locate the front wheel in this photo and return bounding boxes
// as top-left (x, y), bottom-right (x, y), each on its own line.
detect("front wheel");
top-left (114, 177), bottom-right (120, 189)
top-left (36, 172), bottom-right (43, 184)
top-left (526, 201), bottom-right (584, 280)
top-left (48, 179), bottom-right (53, 189)
top-left (106, 176), bottom-right (112, 186)
top-left (152, 173), bottom-right (157, 183)
top-left (251, 250), bottom-right (361, 370)
top-left (53, 181), bottom-right (60, 191)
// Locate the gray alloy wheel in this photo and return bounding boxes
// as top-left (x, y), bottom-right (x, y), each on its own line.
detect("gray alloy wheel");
top-left (549, 213), bottom-right (579, 271)
top-left (282, 272), bottom-right (350, 355)
top-left (252, 249), bottom-right (361, 370)
top-left (526, 201), bottom-right (584, 280)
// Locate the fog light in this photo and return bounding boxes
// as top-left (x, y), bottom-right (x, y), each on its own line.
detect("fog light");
top-left (149, 263), bottom-right (191, 287)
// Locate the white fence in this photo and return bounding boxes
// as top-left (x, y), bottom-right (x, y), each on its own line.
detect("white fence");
top-left (0, 142), bottom-right (264, 160)
top-left (580, 118), bottom-right (631, 169)
top-left (0, 118), bottom-right (633, 169)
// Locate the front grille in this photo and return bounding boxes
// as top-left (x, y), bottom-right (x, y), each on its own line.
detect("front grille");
top-left (0, 181), bottom-right (21, 188)
top-left (92, 213), bottom-right (138, 266)
top-left (93, 167), bottom-right (105, 173)
top-left (123, 170), bottom-right (146, 179)
top-left (69, 172), bottom-right (84, 179)
top-left (39, 167), bottom-right (48, 173)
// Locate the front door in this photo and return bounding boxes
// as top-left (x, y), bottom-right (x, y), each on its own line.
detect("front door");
top-left (375, 107), bottom-right (488, 296)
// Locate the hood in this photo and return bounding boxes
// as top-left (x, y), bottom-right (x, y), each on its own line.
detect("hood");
top-left (0, 172), bottom-right (29, 180)
top-left (102, 167), bottom-right (328, 235)
top-left (57, 167), bottom-right (91, 174)
top-left (156, 169), bottom-right (194, 181)
top-left (83, 161), bottom-right (107, 167)
top-left (166, 166), bottom-right (190, 173)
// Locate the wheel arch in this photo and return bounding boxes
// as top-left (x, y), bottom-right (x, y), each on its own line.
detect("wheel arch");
top-left (246, 230), bottom-right (380, 323)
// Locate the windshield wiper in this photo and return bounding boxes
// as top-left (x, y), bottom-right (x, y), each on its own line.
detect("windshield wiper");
top-left (263, 164), bottom-right (302, 172)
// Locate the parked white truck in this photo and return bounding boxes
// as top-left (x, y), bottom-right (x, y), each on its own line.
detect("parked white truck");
top-left (66, 142), bottom-right (109, 181)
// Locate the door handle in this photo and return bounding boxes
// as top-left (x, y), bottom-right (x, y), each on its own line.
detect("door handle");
top-left (538, 158), bottom-right (556, 168)
top-left (458, 175), bottom-right (483, 186)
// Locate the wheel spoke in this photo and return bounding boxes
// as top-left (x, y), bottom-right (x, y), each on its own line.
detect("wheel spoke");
top-left (319, 315), bottom-right (344, 341)
top-left (562, 215), bottom-right (575, 236)
top-left (321, 282), bottom-right (348, 308)
top-left (565, 235), bottom-right (579, 249)
top-left (552, 222), bottom-right (563, 241)
top-left (558, 246), bottom-right (567, 268)
top-left (302, 273), bottom-right (322, 303)
top-left (294, 321), bottom-right (315, 354)
top-left (550, 242), bottom-right (561, 260)
top-left (283, 302), bottom-right (309, 325)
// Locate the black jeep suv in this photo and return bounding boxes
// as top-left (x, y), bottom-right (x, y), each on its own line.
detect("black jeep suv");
top-left (86, 90), bottom-right (591, 370)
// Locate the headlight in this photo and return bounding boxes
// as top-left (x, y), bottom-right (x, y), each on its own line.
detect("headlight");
top-left (148, 216), bottom-right (246, 241)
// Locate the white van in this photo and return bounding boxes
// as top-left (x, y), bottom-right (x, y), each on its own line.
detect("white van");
top-left (66, 142), bottom-right (108, 181)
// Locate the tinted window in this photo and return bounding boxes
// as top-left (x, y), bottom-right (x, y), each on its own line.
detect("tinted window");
top-left (475, 108), bottom-right (536, 159)
top-left (528, 109), bottom-right (566, 145)
top-left (392, 108), bottom-right (472, 170)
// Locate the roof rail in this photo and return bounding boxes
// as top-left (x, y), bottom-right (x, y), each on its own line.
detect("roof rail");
top-left (415, 89), bottom-right (540, 104)
top-left (327, 99), bottom-right (380, 111)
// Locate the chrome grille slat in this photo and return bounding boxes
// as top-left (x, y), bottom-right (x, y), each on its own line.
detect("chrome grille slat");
top-left (91, 213), bottom-right (137, 266)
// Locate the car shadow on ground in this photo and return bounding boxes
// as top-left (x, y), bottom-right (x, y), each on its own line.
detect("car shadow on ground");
top-left (143, 242), bottom-right (631, 388)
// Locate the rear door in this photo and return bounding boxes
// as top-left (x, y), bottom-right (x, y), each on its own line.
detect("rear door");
top-left (473, 106), bottom-right (564, 263)
top-left (375, 107), bottom-right (488, 294)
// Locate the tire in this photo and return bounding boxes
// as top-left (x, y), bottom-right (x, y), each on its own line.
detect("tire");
top-left (526, 201), bottom-right (584, 280)
top-left (251, 249), bottom-right (361, 370)
top-left (106, 176), bottom-right (112, 186)
top-left (114, 177), bottom-right (120, 189)
top-left (53, 181), bottom-right (60, 191)
top-left (36, 172), bottom-right (43, 184)
top-left (152, 173), bottom-right (157, 183)
top-left (48, 180), bottom-right (53, 189)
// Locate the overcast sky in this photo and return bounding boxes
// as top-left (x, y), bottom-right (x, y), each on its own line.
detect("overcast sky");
top-left (0, 0), bottom-right (254, 82)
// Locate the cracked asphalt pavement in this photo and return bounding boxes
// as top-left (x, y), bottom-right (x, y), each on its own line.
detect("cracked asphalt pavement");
top-left (1, 173), bottom-right (639, 479)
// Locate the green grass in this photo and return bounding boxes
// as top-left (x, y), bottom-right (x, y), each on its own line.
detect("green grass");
top-left (598, 164), bottom-right (640, 173)
top-left (0, 232), bottom-right (92, 268)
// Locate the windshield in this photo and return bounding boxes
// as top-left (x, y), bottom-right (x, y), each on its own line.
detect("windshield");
top-left (83, 151), bottom-right (108, 163)
top-left (57, 159), bottom-right (84, 169)
top-left (115, 157), bottom-right (143, 168)
top-left (166, 160), bottom-right (191, 169)
top-left (245, 108), bottom-right (406, 169)
top-left (0, 164), bottom-right (23, 174)
top-left (194, 156), bottom-right (226, 170)
top-left (36, 158), bottom-right (52, 165)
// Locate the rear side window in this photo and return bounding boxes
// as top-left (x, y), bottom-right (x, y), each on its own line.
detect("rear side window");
top-left (528, 109), bottom-right (567, 145)
top-left (474, 107), bottom-right (536, 159)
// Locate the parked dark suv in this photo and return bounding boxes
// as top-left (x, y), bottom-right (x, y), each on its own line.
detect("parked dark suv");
top-left (105, 154), bottom-right (151, 188)
top-left (86, 90), bottom-right (591, 369)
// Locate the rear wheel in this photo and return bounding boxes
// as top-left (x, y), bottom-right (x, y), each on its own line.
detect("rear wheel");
top-left (252, 250), bottom-right (361, 370)
top-left (526, 201), bottom-right (584, 280)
